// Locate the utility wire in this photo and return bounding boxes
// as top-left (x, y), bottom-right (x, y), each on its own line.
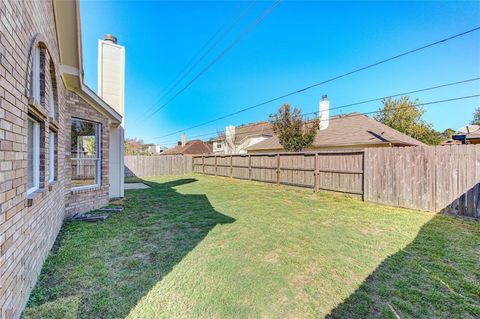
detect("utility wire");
top-left (148, 77), bottom-right (480, 143)
top-left (154, 93), bottom-right (480, 146)
top-left (132, 1), bottom-right (258, 125)
top-left (146, 0), bottom-right (282, 118)
top-left (147, 26), bottom-right (480, 141)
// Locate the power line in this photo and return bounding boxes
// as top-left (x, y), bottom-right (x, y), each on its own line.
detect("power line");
top-left (146, 0), bottom-right (282, 118)
top-left (131, 1), bottom-right (258, 125)
top-left (146, 26), bottom-right (480, 141)
top-left (148, 77), bottom-right (480, 143)
top-left (153, 93), bottom-right (480, 146)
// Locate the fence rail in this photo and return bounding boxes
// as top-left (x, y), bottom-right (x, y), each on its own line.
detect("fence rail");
top-left (125, 155), bottom-right (192, 177)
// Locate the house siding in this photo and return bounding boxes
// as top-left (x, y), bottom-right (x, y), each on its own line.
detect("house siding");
top-left (0, 1), bottom-right (112, 317)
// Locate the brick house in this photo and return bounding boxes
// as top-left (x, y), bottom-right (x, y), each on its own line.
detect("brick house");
top-left (0, 1), bottom-right (124, 317)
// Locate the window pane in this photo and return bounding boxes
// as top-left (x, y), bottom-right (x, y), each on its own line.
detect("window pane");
top-left (49, 79), bottom-right (55, 118)
top-left (27, 119), bottom-right (34, 189)
top-left (71, 159), bottom-right (97, 187)
top-left (49, 132), bottom-right (56, 182)
top-left (27, 117), bottom-right (39, 193)
top-left (71, 119), bottom-right (98, 158)
top-left (71, 118), bottom-right (100, 188)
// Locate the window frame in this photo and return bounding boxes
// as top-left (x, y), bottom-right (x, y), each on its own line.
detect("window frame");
top-left (27, 116), bottom-right (40, 195)
top-left (48, 130), bottom-right (57, 183)
top-left (71, 118), bottom-right (102, 191)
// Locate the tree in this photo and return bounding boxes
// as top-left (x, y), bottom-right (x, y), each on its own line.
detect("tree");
top-left (373, 96), bottom-right (443, 145)
top-left (441, 128), bottom-right (456, 139)
top-left (125, 138), bottom-right (150, 155)
top-left (471, 107), bottom-right (480, 125)
top-left (269, 104), bottom-right (319, 152)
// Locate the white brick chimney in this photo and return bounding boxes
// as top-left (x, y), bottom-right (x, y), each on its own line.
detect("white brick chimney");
top-left (319, 95), bottom-right (330, 130)
top-left (225, 125), bottom-right (236, 154)
top-left (98, 34), bottom-right (125, 199)
top-left (181, 133), bottom-right (186, 147)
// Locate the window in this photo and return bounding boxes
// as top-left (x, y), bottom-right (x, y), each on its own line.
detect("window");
top-left (71, 118), bottom-right (101, 189)
top-left (48, 62), bottom-right (57, 119)
top-left (49, 131), bottom-right (56, 183)
top-left (27, 117), bottom-right (40, 194)
top-left (216, 142), bottom-right (222, 149)
top-left (31, 46), bottom-right (41, 103)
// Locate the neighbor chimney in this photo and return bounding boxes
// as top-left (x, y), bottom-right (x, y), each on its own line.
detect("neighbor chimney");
top-left (319, 95), bottom-right (329, 130)
top-left (181, 133), bottom-right (186, 147)
top-left (225, 125), bottom-right (235, 154)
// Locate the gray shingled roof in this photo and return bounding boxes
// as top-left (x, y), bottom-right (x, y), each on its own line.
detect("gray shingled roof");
top-left (247, 113), bottom-right (425, 151)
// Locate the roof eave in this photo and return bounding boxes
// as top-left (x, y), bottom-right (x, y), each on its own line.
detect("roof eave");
top-left (52, 0), bottom-right (122, 125)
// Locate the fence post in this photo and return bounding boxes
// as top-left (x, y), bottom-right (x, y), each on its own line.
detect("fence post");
top-left (276, 153), bottom-right (280, 184)
top-left (248, 155), bottom-right (252, 180)
top-left (214, 155), bottom-right (217, 176)
top-left (202, 155), bottom-right (205, 174)
top-left (361, 151), bottom-right (365, 201)
top-left (314, 153), bottom-right (318, 192)
top-left (230, 155), bottom-right (233, 178)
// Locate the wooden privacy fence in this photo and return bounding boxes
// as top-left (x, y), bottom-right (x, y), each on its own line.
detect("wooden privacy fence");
top-left (192, 151), bottom-right (364, 197)
top-left (364, 145), bottom-right (480, 218)
top-left (124, 155), bottom-right (192, 177)
top-left (192, 145), bottom-right (480, 218)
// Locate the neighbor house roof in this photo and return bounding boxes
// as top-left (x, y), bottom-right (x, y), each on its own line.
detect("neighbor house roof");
top-left (163, 140), bottom-right (212, 155)
top-left (247, 112), bottom-right (425, 151)
top-left (212, 121), bottom-right (274, 143)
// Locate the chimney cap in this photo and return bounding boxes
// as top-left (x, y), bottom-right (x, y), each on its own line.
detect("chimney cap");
top-left (322, 95), bottom-right (328, 101)
top-left (104, 34), bottom-right (118, 44)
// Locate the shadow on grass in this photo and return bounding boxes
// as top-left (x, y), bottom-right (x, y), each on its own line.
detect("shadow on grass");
top-left (23, 177), bottom-right (235, 319)
top-left (326, 214), bottom-right (480, 319)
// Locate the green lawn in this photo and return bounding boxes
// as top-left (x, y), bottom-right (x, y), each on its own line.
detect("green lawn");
top-left (23, 175), bottom-right (480, 319)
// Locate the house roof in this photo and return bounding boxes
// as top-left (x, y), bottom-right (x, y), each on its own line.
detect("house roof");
top-left (162, 140), bottom-right (212, 155)
top-left (247, 112), bottom-right (425, 151)
top-left (213, 121), bottom-right (274, 143)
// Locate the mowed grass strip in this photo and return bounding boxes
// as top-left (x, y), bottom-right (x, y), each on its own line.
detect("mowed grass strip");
top-left (23, 175), bottom-right (480, 319)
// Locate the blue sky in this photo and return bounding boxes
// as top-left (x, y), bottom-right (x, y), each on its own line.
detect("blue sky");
top-left (80, 0), bottom-right (480, 146)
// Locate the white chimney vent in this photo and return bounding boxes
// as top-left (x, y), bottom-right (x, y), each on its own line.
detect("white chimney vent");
top-left (225, 125), bottom-right (235, 154)
top-left (319, 95), bottom-right (329, 130)
top-left (181, 133), bottom-right (186, 147)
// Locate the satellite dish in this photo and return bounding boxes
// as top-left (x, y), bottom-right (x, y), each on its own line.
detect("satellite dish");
top-left (459, 125), bottom-right (480, 134)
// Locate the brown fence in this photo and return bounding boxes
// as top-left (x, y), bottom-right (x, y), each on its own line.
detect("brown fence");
top-left (192, 145), bottom-right (480, 218)
top-left (364, 145), bottom-right (480, 218)
top-left (192, 151), bottom-right (364, 197)
top-left (124, 155), bottom-right (192, 177)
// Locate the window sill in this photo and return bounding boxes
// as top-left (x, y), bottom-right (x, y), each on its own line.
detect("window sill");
top-left (71, 184), bottom-right (101, 195)
top-left (28, 99), bottom-right (48, 120)
top-left (48, 181), bottom-right (58, 191)
top-left (26, 188), bottom-right (47, 207)
top-left (49, 118), bottom-right (59, 131)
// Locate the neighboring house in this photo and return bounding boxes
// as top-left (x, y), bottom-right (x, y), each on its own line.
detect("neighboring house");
top-left (213, 121), bottom-right (274, 154)
top-left (247, 97), bottom-right (424, 153)
top-left (0, 1), bottom-right (125, 317)
top-left (148, 145), bottom-right (167, 154)
top-left (163, 140), bottom-right (212, 155)
top-left (451, 125), bottom-right (480, 144)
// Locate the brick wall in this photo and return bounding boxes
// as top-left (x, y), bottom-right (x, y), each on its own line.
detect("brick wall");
top-left (0, 1), bottom-right (112, 317)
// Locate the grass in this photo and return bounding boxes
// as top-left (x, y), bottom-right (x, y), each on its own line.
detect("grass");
top-left (23, 175), bottom-right (480, 318)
